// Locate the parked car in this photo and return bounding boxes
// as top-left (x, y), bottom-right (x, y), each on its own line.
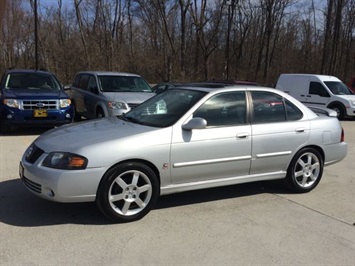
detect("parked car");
top-left (348, 77), bottom-right (355, 93)
top-left (67, 71), bottom-right (154, 120)
top-left (20, 86), bottom-right (347, 222)
top-left (151, 82), bottom-right (182, 94)
top-left (0, 69), bottom-right (74, 133)
top-left (208, 79), bottom-right (259, 86)
top-left (276, 74), bottom-right (355, 119)
top-left (152, 81), bottom-right (230, 94)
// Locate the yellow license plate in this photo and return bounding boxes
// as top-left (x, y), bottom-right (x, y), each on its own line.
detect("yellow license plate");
top-left (34, 109), bottom-right (47, 117)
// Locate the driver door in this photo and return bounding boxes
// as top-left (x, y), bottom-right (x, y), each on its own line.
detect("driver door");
top-left (170, 91), bottom-right (252, 184)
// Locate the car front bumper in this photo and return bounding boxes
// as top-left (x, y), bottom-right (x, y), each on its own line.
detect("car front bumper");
top-left (19, 153), bottom-right (106, 203)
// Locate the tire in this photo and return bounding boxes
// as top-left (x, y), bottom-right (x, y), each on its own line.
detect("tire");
top-left (286, 148), bottom-right (323, 193)
top-left (329, 104), bottom-right (345, 120)
top-left (96, 162), bottom-right (159, 223)
top-left (73, 106), bottom-right (81, 121)
top-left (0, 120), bottom-right (11, 134)
top-left (96, 108), bottom-right (105, 119)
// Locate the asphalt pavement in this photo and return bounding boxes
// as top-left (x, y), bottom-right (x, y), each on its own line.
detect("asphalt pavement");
top-left (0, 121), bottom-right (354, 265)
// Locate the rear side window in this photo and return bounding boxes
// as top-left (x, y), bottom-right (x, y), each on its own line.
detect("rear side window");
top-left (285, 99), bottom-right (303, 120)
top-left (251, 91), bottom-right (303, 123)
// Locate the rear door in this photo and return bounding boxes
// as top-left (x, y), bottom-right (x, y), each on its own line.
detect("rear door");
top-left (250, 91), bottom-right (310, 174)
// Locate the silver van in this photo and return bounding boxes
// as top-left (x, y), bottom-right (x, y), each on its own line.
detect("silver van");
top-left (67, 71), bottom-right (155, 120)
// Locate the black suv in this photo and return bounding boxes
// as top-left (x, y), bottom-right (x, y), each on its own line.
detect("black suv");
top-left (0, 69), bottom-right (74, 133)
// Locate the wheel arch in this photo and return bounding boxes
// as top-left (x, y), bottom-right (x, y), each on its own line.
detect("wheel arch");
top-left (288, 144), bottom-right (325, 170)
top-left (327, 101), bottom-right (345, 109)
top-left (98, 159), bottom-right (161, 189)
top-left (95, 102), bottom-right (109, 117)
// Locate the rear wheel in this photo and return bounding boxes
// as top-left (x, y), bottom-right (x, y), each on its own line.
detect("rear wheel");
top-left (286, 148), bottom-right (323, 193)
top-left (96, 162), bottom-right (159, 223)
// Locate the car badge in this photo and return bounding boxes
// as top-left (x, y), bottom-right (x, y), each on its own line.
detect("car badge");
top-left (36, 102), bottom-right (45, 108)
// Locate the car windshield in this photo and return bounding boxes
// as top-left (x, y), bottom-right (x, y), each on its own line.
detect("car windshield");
top-left (99, 75), bottom-right (152, 93)
top-left (325, 81), bottom-right (354, 95)
top-left (5, 73), bottom-right (61, 90)
top-left (122, 89), bottom-right (207, 127)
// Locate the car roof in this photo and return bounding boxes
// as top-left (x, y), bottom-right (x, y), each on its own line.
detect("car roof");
top-left (170, 85), bottom-right (271, 93)
top-left (5, 69), bottom-right (54, 75)
top-left (207, 79), bottom-right (259, 85)
top-left (279, 73), bottom-right (340, 82)
top-left (77, 71), bottom-right (141, 77)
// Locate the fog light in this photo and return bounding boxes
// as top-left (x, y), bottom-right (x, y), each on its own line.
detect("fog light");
top-left (65, 113), bottom-right (71, 119)
top-left (44, 187), bottom-right (55, 197)
top-left (7, 114), bottom-right (13, 119)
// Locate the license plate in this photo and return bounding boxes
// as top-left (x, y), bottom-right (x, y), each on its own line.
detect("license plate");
top-left (34, 109), bottom-right (47, 117)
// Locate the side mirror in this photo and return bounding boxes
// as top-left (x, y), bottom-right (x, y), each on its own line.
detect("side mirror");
top-left (63, 85), bottom-right (71, 90)
top-left (182, 117), bottom-right (207, 130)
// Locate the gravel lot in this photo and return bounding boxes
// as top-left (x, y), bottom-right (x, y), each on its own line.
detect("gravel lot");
top-left (0, 121), bottom-right (354, 265)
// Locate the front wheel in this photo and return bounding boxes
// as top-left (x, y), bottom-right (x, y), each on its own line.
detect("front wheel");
top-left (329, 104), bottom-right (345, 120)
top-left (286, 148), bottom-right (323, 193)
top-left (96, 162), bottom-right (159, 223)
top-left (96, 108), bottom-right (105, 119)
top-left (0, 120), bottom-right (11, 134)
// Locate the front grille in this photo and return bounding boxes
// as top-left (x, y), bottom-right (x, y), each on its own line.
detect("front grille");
top-left (21, 100), bottom-right (59, 110)
top-left (22, 176), bottom-right (42, 193)
top-left (25, 145), bottom-right (44, 164)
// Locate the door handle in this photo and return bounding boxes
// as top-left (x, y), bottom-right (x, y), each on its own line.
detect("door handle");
top-left (295, 128), bottom-right (305, 133)
top-left (236, 133), bottom-right (249, 139)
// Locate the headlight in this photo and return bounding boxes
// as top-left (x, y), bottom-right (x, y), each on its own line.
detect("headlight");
top-left (108, 101), bottom-right (127, 110)
top-left (350, 100), bottom-right (355, 106)
top-left (3, 99), bottom-right (19, 108)
top-left (42, 152), bottom-right (88, 170)
top-left (59, 99), bottom-right (71, 108)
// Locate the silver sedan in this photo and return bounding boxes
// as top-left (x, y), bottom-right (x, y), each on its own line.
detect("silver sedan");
top-left (19, 86), bottom-right (347, 222)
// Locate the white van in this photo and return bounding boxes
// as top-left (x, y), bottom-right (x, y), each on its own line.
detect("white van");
top-left (276, 74), bottom-right (355, 119)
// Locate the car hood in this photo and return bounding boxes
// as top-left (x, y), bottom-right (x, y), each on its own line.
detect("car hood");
top-left (35, 117), bottom-right (158, 152)
top-left (103, 92), bottom-right (155, 103)
top-left (336, 94), bottom-right (355, 101)
top-left (3, 88), bottom-right (69, 99)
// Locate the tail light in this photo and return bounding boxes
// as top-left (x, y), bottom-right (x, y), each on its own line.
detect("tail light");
top-left (341, 127), bottom-right (345, 142)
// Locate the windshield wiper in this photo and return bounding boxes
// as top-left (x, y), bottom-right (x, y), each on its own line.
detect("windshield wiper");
top-left (119, 113), bottom-right (153, 126)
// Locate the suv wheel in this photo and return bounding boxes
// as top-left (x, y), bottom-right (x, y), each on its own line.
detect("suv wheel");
top-left (0, 120), bottom-right (11, 134)
top-left (96, 108), bottom-right (105, 118)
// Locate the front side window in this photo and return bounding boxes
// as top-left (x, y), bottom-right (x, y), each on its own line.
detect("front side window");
top-left (193, 92), bottom-right (246, 126)
top-left (87, 76), bottom-right (97, 93)
top-left (309, 82), bottom-right (329, 97)
top-left (78, 74), bottom-right (90, 90)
